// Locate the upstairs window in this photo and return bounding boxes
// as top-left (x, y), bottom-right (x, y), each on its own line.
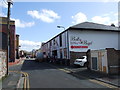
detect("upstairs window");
top-left (59, 34), bottom-right (62, 47)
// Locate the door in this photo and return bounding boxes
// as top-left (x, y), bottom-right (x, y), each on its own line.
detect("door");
top-left (92, 57), bottom-right (98, 70)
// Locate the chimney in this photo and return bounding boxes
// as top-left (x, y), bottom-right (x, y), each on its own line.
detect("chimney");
top-left (111, 23), bottom-right (115, 27)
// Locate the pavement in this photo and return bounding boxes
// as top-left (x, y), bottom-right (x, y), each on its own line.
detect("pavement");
top-left (70, 68), bottom-right (120, 87)
top-left (1, 58), bottom-right (25, 90)
top-left (53, 64), bottom-right (120, 88)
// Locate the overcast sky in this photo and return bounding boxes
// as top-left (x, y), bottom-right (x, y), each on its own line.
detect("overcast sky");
top-left (0, 0), bottom-right (119, 51)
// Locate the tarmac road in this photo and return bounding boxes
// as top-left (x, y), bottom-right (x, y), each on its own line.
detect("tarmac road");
top-left (21, 59), bottom-right (113, 89)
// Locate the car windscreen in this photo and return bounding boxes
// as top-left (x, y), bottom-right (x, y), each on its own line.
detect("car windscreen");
top-left (79, 57), bottom-right (84, 59)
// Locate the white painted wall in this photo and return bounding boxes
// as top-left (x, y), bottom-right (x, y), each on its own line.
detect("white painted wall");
top-left (118, 32), bottom-right (120, 50)
top-left (43, 31), bottom-right (68, 59)
top-left (69, 30), bottom-right (119, 52)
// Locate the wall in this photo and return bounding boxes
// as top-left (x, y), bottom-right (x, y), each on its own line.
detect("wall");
top-left (118, 32), bottom-right (120, 50)
top-left (69, 30), bottom-right (119, 52)
top-left (87, 48), bottom-right (120, 74)
top-left (41, 31), bottom-right (69, 60)
top-left (0, 50), bottom-right (7, 79)
top-left (107, 48), bottom-right (120, 74)
top-left (90, 49), bottom-right (108, 74)
top-left (0, 17), bottom-right (15, 62)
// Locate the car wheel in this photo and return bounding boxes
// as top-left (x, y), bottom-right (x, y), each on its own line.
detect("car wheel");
top-left (84, 62), bottom-right (87, 67)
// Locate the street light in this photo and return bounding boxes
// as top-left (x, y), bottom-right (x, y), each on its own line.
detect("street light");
top-left (7, 0), bottom-right (13, 3)
top-left (57, 26), bottom-right (65, 30)
top-left (7, 0), bottom-right (13, 75)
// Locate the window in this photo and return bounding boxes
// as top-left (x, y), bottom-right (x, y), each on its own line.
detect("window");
top-left (59, 34), bottom-right (62, 47)
top-left (50, 41), bottom-right (52, 46)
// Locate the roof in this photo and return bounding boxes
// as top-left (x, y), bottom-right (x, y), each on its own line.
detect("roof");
top-left (42, 22), bottom-right (120, 46)
top-left (0, 17), bottom-right (15, 25)
top-left (69, 22), bottom-right (120, 32)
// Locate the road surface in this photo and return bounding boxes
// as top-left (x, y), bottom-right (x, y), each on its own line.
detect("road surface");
top-left (21, 59), bottom-right (113, 89)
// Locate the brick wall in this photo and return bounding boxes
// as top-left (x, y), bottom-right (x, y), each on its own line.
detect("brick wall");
top-left (106, 48), bottom-right (119, 74)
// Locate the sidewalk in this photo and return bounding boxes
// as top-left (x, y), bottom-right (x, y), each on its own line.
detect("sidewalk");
top-left (50, 63), bottom-right (120, 88)
top-left (2, 58), bottom-right (25, 89)
top-left (8, 58), bottom-right (25, 66)
top-left (69, 68), bottom-right (120, 88)
top-left (2, 71), bottom-right (23, 89)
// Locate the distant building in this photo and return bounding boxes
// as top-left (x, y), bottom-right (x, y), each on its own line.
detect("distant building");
top-left (41, 22), bottom-right (120, 65)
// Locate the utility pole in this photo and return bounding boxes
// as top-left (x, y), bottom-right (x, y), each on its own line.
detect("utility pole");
top-left (7, 0), bottom-right (13, 75)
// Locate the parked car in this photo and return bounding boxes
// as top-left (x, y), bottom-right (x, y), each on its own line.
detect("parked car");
top-left (74, 56), bottom-right (87, 67)
top-left (26, 55), bottom-right (30, 59)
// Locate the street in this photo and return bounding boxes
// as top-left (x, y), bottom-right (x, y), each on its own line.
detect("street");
top-left (20, 59), bottom-right (113, 89)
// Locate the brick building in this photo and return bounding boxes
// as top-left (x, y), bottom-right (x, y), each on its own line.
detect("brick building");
top-left (15, 34), bottom-right (20, 59)
top-left (0, 17), bottom-right (16, 62)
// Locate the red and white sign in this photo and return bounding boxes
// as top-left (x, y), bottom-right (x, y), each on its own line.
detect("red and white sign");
top-left (70, 36), bottom-right (92, 49)
top-left (71, 46), bottom-right (88, 49)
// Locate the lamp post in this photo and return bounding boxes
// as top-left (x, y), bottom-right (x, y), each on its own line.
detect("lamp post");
top-left (7, 0), bottom-right (13, 75)
top-left (57, 26), bottom-right (65, 30)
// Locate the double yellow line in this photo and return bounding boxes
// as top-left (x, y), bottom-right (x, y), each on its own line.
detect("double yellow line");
top-left (20, 71), bottom-right (30, 90)
top-left (9, 71), bottom-right (30, 89)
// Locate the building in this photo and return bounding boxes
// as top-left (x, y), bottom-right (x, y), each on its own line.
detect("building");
top-left (87, 48), bottom-right (120, 74)
top-left (0, 17), bottom-right (16, 79)
top-left (41, 22), bottom-right (120, 65)
top-left (15, 34), bottom-right (20, 59)
top-left (0, 17), bottom-right (16, 62)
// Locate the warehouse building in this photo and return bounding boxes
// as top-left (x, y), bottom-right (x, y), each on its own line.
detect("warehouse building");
top-left (41, 22), bottom-right (120, 65)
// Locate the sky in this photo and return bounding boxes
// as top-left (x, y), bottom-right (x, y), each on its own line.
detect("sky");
top-left (0, 0), bottom-right (119, 51)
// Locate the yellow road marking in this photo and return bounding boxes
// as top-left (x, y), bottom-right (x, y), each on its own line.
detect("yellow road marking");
top-left (59, 69), bottom-right (71, 73)
top-left (89, 79), bottom-right (118, 89)
top-left (23, 72), bottom-right (30, 90)
top-left (9, 71), bottom-right (30, 89)
top-left (57, 69), bottom-right (119, 89)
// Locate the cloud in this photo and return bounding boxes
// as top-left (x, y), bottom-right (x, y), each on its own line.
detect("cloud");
top-left (12, 18), bottom-right (35, 28)
top-left (0, 1), bottom-right (8, 8)
top-left (27, 9), bottom-right (60, 23)
top-left (0, 12), bottom-right (35, 28)
top-left (0, 12), bottom-right (6, 17)
top-left (19, 40), bottom-right (41, 51)
top-left (91, 12), bottom-right (118, 26)
top-left (72, 12), bottom-right (87, 24)
top-left (71, 12), bottom-right (118, 26)
top-left (91, 16), bottom-right (111, 25)
top-left (15, 19), bottom-right (35, 28)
